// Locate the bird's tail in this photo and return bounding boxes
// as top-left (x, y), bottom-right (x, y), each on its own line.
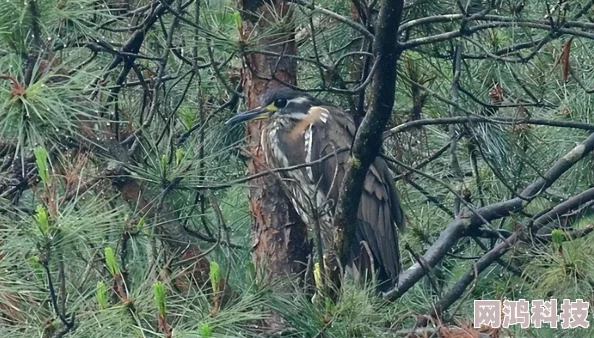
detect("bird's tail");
top-left (344, 219), bottom-right (399, 293)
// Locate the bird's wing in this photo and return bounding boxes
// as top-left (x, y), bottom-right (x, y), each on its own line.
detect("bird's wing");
top-left (309, 107), bottom-right (404, 282)
top-left (360, 156), bottom-right (404, 282)
top-left (308, 107), bottom-right (350, 204)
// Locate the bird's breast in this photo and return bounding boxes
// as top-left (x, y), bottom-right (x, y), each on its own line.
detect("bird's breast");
top-left (263, 122), bottom-right (289, 169)
top-left (261, 119), bottom-right (336, 247)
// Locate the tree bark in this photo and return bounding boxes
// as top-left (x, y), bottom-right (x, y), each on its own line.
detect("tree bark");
top-left (237, 0), bottom-right (310, 328)
top-left (332, 0), bottom-right (405, 275)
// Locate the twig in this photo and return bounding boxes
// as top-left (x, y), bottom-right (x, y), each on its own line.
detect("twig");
top-left (385, 130), bottom-right (594, 301)
top-left (405, 244), bottom-right (441, 297)
top-left (449, 45), bottom-right (464, 216)
top-left (394, 141), bottom-right (452, 181)
top-left (206, 41), bottom-right (242, 98)
top-left (535, 187), bottom-right (594, 235)
top-left (471, 237), bottom-right (533, 283)
top-left (384, 116), bottom-right (594, 139)
top-left (383, 155), bottom-right (500, 235)
top-left (41, 253), bottom-right (75, 332)
top-left (290, 0), bottom-right (374, 40)
top-left (419, 232), bottom-right (519, 327)
top-left (404, 177), bottom-right (455, 218)
top-left (421, 224), bottom-right (594, 326)
top-left (192, 147), bottom-right (349, 190)
top-left (183, 224), bottom-right (245, 249)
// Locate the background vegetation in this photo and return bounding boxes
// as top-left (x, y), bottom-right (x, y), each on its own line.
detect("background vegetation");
top-left (3, 0), bottom-right (594, 337)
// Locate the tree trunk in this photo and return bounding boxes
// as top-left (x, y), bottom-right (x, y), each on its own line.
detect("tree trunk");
top-left (237, 0), bottom-right (311, 329)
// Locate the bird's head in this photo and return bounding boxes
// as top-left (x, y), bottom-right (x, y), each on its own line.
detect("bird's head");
top-left (225, 87), bottom-right (326, 125)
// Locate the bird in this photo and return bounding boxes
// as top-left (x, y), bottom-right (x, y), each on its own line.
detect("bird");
top-left (226, 86), bottom-right (406, 291)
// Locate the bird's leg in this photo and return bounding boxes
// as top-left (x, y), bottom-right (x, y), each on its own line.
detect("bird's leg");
top-left (300, 184), bottom-right (329, 298)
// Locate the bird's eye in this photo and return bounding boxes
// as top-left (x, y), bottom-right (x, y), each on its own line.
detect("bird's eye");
top-left (274, 98), bottom-right (288, 108)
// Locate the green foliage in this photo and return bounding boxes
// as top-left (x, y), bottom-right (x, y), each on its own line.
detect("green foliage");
top-left (33, 204), bottom-right (49, 235)
top-left (175, 148), bottom-right (185, 167)
top-left (33, 146), bottom-right (49, 184)
top-left (198, 322), bottom-right (213, 338)
top-left (209, 261), bottom-right (221, 293)
top-left (552, 229), bottom-right (565, 246)
top-left (104, 247), bottom-right (120, 277)
top-left (524, 233), bottom-right (594, 300)
top-left (96, 281), bottom-right (109, 310)
top-left (153, 281), bottom-right (167, 317)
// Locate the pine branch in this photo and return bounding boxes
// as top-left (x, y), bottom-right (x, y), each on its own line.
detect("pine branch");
top-left (385, 130), bottom-right (594, 301)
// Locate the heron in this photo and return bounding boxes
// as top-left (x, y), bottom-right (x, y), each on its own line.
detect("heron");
top-left (226, 86), bottom-right (405, 291)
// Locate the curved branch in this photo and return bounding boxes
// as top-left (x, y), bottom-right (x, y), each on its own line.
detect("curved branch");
top-left (420, 223), bottom-right (594, 327)
top-left (384, 130), bottom-right (594, 301)
top-left (401, 21), bottom-right (594, 49)
top-left (192, 147), bottom-right (349, 190)
top-left (289, 0), bottom-right (374, 40)
top-left (535, 187), bottom-right (594, 235)
top-left (384, 116), bottom-right (594, 139)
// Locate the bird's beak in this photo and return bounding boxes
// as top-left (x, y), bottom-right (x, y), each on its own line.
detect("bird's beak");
top-left (225, 105), bottom-right (273, 125)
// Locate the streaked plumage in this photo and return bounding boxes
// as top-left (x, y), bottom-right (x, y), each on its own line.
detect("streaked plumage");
top-left (226, 87), bottom-right (405, 290)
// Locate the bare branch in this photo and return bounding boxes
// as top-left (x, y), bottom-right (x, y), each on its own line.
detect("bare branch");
top-left (421, 224), bottom-right (594, 326)
top-left (331, 0), bottom-right (405, 273)
top-left (384, 116), bottom-right (594, 139)
top-left (535, 187), bottom-right (594, 235)
top-left (384, 131), bottom-right (594, 301)
top-left (290, 0), bottom-right (374, 40)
